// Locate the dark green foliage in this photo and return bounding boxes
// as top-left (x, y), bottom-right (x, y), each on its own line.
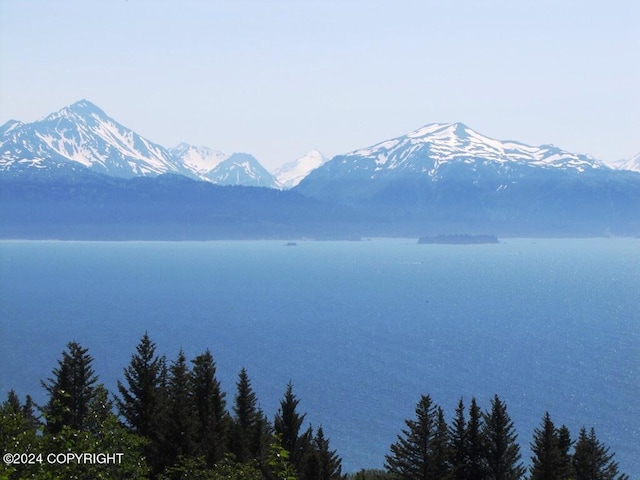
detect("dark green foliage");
top-left (432, 407), bottom-right (451, 479)
top-left (275, 381), bottom-right (312, 474)
top-left (158, 454), bottom-right (263, 480)
top-left (116, 332), bottom-right (168, 435)
top-left (191, 349), bottom-right (230, 465)
top-left (231, 367), bottom-right (272, 464)
top-left (481, 395), bottom-right (525, 480)
top-left (0, 391), bottom-right (41, 479)
top-left (529, 412), bottom-right (565, 480)
top-left (45, 383), bottom-right (149, 479)
top-left (572, 427), bottom-right (629, 480)
top-left (116, 332), bottom-right (168, 475)
top-left (2, 334), bottom-right (632, 480)
top-left (556, 425), bottom-right (574, 479)
top-left (385, 394), bottom-right (448, 479)
top-left (40, 341), bottom-right (97, 433)
top-left (449, 398), bottom-right (468, 480)
top-left (347, 470), bottom-right (395, 480)
top-left (266, 434), bottom-right (299, 480)
top-left (466, 397), bottom-right (486, 480)
top-left (165, 349), bottom-right (197, 467)
top-left (1, 390), bottom-right (39, 434)
top-left (302, 426), bottom-right (344, 480)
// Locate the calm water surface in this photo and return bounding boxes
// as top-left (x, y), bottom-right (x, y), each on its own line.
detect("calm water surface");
top-left (1, 238), bottom-right (638, 475)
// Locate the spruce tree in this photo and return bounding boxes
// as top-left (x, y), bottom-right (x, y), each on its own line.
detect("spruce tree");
top-left (556, 425), bottom-right (574, 480)
top-left (432, 406), bottom-right (452, 479)
top-left (0, 391), bottom-right (41, 479)
top-left (466, 397), bottom-right (486, 480)
top-left (572, 427), bottom-right (628, 480)
top-left (1, 390), bottom-right (39, 433)
top-left (303, 426), bottom-right (344, 480)
top-left (41, 341), bottom-right (97, 433)
top-left (231, 367), bottom-right (271, 464)
top-left (529, 412), bottom-right (563, 480)
top-left (384, 394), bottom-right (443, 479)
top-left (449, 398), bottom-right (469, 480)
top-left (165, 349), bottom-right (197, 466)
top-left (481, 394), bottom-right (525, 480)
top-left (191, 349), bottom-right (230, 465)
top-left (275, 381), bottom-right (312, 473)
top-left (115, 332), bottom-right (168, 475)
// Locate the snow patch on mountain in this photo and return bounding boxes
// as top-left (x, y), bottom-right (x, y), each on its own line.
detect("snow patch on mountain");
top-left (0, 100), bottom-right (282, 188)
top-left (343, 122), bottom-right (605, 176)
top-left (0, 100), bottom-right (191, 178)
top-left (607, 151), bottom-right (640, 173)
top-left (273, 149), bottom-right (328, 188)
top-left (205, 152), bottom-right (281, 188)
top-left (169, 143), bottom-right (229, 175)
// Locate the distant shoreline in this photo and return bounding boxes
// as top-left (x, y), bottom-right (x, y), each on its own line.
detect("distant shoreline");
top-left (418, 234), bottom-right (499, 245)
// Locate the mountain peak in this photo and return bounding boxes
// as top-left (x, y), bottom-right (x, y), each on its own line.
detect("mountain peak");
top-left (206, 152), bottom-right (280, 188)
top-left (65, 99), bottom-right (107, 117)
top-left (407, 122), bottom-right (471, 139)
top-left (273, 149), bottom-right (328, 189)
top-left (0, 119), bottom-right (24, 137)
top-left (41, 99), bottom-right (108, 124)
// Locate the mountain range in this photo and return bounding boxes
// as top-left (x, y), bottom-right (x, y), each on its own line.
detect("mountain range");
top-left (295, 123), bottom-right (640, 235)
top-left (1, 100), bottom-right (639, 238)
top-left (0, 100), bottom-right (324, 188)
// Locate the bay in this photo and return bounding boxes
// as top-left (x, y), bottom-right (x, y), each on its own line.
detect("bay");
top-left (0, 238), bottom-right (639, 476)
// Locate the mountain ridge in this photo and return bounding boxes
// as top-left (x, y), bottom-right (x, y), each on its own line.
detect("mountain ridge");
top-left (2, 100), bottom-right (640, 238)
top-left (0, 100), bottom-right (280, 187)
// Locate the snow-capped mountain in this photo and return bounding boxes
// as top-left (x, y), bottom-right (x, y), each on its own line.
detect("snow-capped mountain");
top-left (272, 149), bottom-right (328, 188)
top-left (169, 143), bottom-right (229, 176)
top-left (294, 122), bottom-right (640, 235)
top-left (296, 122), bottom-right (610, 200)
top-left (0, 100), bottom-right (281, 188)
top-left (205, 152), bottom-right (281, 188)
top-left (336, 122), bottom-right (603, 176)
top-left (607, 152), bottom-right (640, 173)
top-left (0, 100), bottom-right (192, 178)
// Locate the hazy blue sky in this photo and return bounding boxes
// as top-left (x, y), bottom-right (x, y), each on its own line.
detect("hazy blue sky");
top-left (1, 0), bottom-right (638, 169)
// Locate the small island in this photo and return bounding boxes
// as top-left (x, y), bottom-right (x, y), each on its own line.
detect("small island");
top-left (418, 234), bottom-right (499, 244)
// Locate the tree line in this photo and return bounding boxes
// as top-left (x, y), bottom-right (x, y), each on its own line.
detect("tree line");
top-left (0, 333), bottom-right (629, 480)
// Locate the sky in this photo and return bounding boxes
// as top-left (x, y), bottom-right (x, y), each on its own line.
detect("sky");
top-left (1, 0), bottom-right (638, 170)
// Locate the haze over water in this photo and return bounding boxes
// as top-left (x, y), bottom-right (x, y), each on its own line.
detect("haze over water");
top-left (1, 238), bottom-right (638, 475)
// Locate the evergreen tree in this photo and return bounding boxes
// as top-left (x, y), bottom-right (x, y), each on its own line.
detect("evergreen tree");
top-left (481, 394), bottom-right (525, 480)
top-left (59, 384), bottom-right (150, 479)
top-left (116, 332), bottom-right (168, 475)
top-left (529, 412), bottom-right (564, 480)
top-left (449, 398), bottom-right (469, 480)
top-left (302, 426), bottom-right (344, 480)
top-left (191, 349), bottom-right (230, 465)
top-left (0, 391), bottom-right (41, 479)
top-left (165, 349), bottom-right (197, 466)
top-left (432, 406), bottom-right (452, 479)
top-left (572, 427), bottom-right (628, 480)
top-left (556, 425), bottom-right (574, 480)
top-left (384, 394), bottom-right (444, 479)
top-left (1, 390), bottom-right (39, 433)
top-left (231, 367), bottom-right (271, 464)
top-left (466, 397), bottom-right (486, 480)
top-left (41, 341), bottom-right (97, 433)
top-left (275, 381), bottom-right (312, 474)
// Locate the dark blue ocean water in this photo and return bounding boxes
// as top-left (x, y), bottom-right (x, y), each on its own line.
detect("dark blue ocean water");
top-left (1, 239), bottom-right (639, 476)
